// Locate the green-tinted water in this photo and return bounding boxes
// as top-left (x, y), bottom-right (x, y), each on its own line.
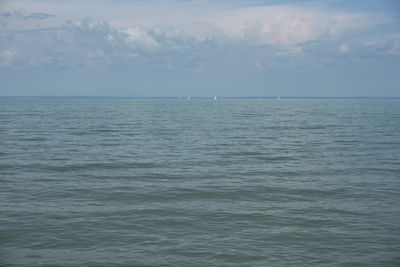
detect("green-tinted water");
top-left (1, 98), bottom-right (399, 266)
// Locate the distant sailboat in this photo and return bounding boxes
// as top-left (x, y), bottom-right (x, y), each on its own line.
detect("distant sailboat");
top-left (187, 96), bottom-right (190, 100)
top-left (278, 96), bottom-right (280, 101)
top-left (214, 96), bottom-right (217, 100)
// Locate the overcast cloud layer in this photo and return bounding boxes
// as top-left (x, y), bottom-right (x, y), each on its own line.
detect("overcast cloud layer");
top-left (0, 0), bottom-right (399, 96)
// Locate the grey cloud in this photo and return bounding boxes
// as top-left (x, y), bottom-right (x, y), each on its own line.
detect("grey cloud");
top-left (364, 38), bottom-right (400, 56)
top-left (0, 18), bottom-right (216, 70)
top-left (296, 35), bottom-right (400, 68)
top-left (2, 12), bottom-right (12, 18)
top-left (2, 10), bottom-right (56, 20)
top-left (22, 13), bottom-right (56, 20)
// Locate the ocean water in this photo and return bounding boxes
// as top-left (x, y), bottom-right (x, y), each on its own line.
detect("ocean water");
top-left (0, 97), bottom-right (399, 266)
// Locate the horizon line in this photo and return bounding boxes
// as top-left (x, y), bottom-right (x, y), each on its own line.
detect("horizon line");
top-left (0, 96), bottom-right (399, 99)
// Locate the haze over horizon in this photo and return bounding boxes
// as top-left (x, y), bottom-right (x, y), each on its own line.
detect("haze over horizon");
top-left (1, 0), bottom-right (399, 97)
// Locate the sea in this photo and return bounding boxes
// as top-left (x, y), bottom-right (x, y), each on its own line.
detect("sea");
top-left (1, 97), bottom-right (399, 266)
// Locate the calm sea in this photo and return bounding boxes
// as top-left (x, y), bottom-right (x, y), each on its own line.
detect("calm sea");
top-left (1, 98), bottom-right (399, 266)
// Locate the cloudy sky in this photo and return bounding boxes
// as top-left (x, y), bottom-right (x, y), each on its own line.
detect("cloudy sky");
top-left (0, 0), bottom-right (399, 96)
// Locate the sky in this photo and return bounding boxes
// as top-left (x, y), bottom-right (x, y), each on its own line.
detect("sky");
top-left (0, 0), bottom-right (399, 97)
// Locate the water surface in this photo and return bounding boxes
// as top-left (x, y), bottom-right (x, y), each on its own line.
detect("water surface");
top-left (1, 98), bottom-right (399, 266)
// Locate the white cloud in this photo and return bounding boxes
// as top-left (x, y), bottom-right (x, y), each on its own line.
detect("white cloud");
top-left (121, 27), bottom-right (159, 50)
top-left (1, 1), bottom-right (389, 47)
top-left (339, 44), bottom-right (350, 53)
top-left (203, 6), bottom-right (386, 46)
top-left (364, 35), bottom-right (400, 56)
top-left (0, 1), bottom-right (397, 70)
top-left (0, 49), bottom-right (17, 66)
